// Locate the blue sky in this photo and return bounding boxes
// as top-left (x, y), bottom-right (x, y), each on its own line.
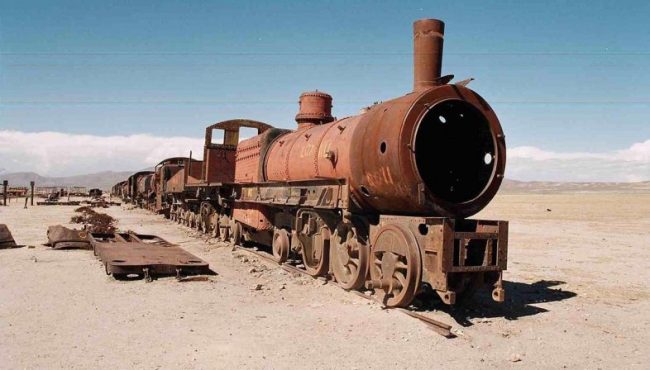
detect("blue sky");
top-left (1, 0), bottom-right (649, 180)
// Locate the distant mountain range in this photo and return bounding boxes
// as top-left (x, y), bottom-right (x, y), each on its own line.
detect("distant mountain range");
top-left (500, 179), bottom-right (650, 193)
top-left (0, 171), bottom-right (648, 193)
top-left (0, 171), bottom-right (136, 190)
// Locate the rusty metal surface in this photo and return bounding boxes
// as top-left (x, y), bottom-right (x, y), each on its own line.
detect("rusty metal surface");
top-left (202, 119), bottom-right (273, 184)
top-left (46, 225), bottom-right (91, 249)
top-left (152, 157), bottom-right (187, 211)
top-left (413, 19), bottom-right (445, 91)
top-left (232, 203), bottom-right (274, 230)
top-left (330, 221), bottom-right (369, 290)
top-left (295, 91), bottom-right (334, 129)
top-left (89, 232), bottom-right (211, 279)
top-left (0, 224), bottom-right (18, 249)
top-left (127, 171), bottom-right (153, 202)
top-left (370, 215), bottom-right (508, 305)
top-left (238, 180), bottom-right (349, 210)
top-left (367, 222), bottom-right (422, 307)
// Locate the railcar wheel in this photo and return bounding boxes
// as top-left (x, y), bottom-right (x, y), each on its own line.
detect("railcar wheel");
top-left (299, 226), bottom-right (330, 276)
top-left (211, 213), bottom-right (220, 239)
top-left (218, 216), bottom-right (230, 242)
top-left (272, 228), bottom-right (290, 263)
top-left (229, 220), bottom-right (242, 245)
top-left (330, 223), bottom-right (369, 290)
top-left (369, 224), bottom-right (421, 307)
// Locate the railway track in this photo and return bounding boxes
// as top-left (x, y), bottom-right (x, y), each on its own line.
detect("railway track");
top-left (230, 244), bottom-right (454, 338)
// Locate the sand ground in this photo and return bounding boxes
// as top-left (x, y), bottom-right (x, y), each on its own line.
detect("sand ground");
top-left (0, 193), bottom-right (648, 369)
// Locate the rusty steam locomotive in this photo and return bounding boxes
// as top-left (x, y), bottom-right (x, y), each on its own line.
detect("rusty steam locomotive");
top-left (113, 19), bottom-right (508, 308)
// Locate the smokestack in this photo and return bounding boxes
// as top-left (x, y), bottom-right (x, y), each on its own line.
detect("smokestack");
top-left (413, 19), bottom-right (445, 91)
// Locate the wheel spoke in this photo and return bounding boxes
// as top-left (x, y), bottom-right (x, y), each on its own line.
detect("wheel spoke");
top-left (395, 261), bottom-right (408, 270)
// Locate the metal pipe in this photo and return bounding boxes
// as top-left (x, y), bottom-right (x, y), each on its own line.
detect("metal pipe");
top-left (2, 180), bottom-right (7, 206)
top-left (413, 18), bottom-right (445, 91)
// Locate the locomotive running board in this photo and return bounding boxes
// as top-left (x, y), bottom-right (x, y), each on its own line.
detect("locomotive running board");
top-left (238, 179), bottom-right (349, 210)
top-left (88, 231), bottom-right (211, 280)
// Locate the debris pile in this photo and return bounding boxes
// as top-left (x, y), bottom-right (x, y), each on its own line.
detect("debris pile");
top-left (70, 206), bottom-right (117, 233)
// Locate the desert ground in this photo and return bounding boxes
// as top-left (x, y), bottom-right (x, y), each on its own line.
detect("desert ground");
top-left (0, 192), bottom-right (649, 369)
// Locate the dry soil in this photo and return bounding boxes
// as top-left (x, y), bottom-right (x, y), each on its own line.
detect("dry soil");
top-left (0, 193), bottom-right (648, 369)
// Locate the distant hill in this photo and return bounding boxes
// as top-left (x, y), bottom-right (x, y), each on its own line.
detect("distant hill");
top-left (0, 171), bottom-right (136, 190)
top-left (500, 179), bottom-right (650, 193)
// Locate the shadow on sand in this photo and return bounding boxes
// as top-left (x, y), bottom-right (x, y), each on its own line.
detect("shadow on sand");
top-left (412, 280), bottom-right (577, 327)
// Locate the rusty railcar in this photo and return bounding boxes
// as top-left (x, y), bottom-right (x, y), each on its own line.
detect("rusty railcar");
top-left (126, 171), bottom-right (153, 205)
top-left (150, 157), bottom-right (187, 214)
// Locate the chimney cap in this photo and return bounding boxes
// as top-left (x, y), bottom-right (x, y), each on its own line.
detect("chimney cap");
top-left (295, 90), bottom-right (334, 128)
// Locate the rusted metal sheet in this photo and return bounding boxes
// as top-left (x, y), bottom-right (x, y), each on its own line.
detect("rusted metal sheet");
top-left (46, 225), bottom-right (91, 249)
top-left (89, 232), bottom-right (211, 279)
top-left (166, 167), bottom-right (188, 193)
top-left (234, 135), bottom-right (263, 183)
top-left (0, 224), bottom-right (18, 249)
top-left (232, 203), bottom-right (274, 230)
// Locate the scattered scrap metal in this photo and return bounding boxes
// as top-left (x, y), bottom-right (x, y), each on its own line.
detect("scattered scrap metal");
top-left (0, 224), bottom-right (20, 249)
top-left (80, 199), bottom-right (121, 208)
top-left (46, 225), bottom-right (91, 250)
top-left (70, 206), bottom-right (116, 233)
top-left (89, 231), bottom-right (211, 281)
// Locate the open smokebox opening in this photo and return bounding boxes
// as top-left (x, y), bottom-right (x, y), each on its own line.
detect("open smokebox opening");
top-left (414, 99), bottom-right (495, 203)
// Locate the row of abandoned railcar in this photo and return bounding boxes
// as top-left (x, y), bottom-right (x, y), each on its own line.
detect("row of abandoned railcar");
top-left (111, 18), bottom-right (509, 308)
